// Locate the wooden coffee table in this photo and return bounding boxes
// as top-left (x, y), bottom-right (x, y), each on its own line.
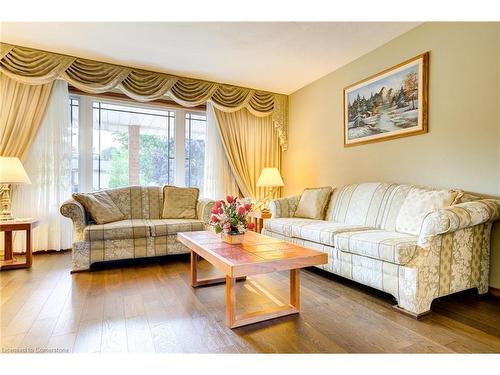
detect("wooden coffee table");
top-left (177, 230), bottom-right (327, 328)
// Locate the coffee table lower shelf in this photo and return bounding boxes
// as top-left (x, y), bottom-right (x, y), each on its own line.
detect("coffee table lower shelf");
top-left (190, 251), bottom-right (300, 329)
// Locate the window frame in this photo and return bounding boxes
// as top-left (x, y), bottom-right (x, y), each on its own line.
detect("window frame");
top-left (70, 92), bottom-right (206, 192)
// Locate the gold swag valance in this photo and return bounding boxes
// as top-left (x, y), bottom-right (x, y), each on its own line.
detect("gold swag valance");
top-left (0, 43), bottom-right (288, 150)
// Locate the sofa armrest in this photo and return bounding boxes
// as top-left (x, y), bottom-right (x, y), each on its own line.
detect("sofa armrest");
top-left (418, 199), bottom-right (500, 247)
top-left (60, 198), bottom-right (88, 242)
top-left (268, 195), bottom-right (301, 218)
top-left (197, 198), bottom-right (215, 222)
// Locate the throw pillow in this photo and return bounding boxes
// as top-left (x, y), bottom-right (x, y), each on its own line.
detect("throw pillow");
top-left (294, 187), bottom-right (333, 220)
top-left (395, 187), bottom-right (463, 235)
top-left (162, 186), bottom-right (199, 219)
top-left (72, 191), bottom-right (126, 224)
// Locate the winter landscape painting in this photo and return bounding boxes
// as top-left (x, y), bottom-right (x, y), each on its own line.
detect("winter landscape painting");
top-left (343, 53), bottom-right (428, 146)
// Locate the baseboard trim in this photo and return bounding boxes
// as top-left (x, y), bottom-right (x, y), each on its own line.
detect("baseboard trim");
top-left (13, 249), bottom-right (71, 255)
top-left (392, 305), bottom-right (432, 320)
top-left (489, 287), bottom-right (500, 298)
top-left (70, 269), bottom-right (89, 274)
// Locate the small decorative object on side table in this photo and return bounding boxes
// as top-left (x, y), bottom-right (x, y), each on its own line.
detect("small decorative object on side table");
top-left (209, 195), bottom-right (255, 244)
top-left (0, 218), bottom-right (39, 270)
top-left (247, 210), bottom-right (272, 233)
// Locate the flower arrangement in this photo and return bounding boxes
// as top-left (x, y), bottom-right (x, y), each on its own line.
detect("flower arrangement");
top-left (210, 195), bottom-right (255, 234)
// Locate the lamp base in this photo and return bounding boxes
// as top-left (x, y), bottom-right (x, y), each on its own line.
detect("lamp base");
top-left (253, 187), bottom-right (277, 213)
top-left (0, 184), bottom-right (13, 221)
top-left (0, 213), bottom-right (14, 221)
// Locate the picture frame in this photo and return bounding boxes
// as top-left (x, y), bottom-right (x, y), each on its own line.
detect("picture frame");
top-left (343, 52), bottom-right (429, 147)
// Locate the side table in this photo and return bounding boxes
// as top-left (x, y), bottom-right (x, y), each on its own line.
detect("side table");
top-left (247, 210), bottom-right (272, 233)
top-left (0, 219), bottom-right (39, 271)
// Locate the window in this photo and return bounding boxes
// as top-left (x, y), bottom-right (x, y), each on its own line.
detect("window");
top-left (70, 95), bottom-right (206, 193)
top-left (92, 102), bottom-right (175, 190)
top-left (185, 113), bottom-right (207, 191)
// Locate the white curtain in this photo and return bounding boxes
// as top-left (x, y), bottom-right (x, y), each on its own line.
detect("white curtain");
top-left (203, 103), bottom-right (239, 200)
top-left (9, 80), bottom-right (73, 252)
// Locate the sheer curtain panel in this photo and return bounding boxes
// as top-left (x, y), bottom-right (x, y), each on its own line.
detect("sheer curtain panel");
top-left (10, 80), bottom-right (73, 252)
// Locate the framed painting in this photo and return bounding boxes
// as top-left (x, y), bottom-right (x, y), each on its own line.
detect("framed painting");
top-left (343, 52), bottom-right (429, 147)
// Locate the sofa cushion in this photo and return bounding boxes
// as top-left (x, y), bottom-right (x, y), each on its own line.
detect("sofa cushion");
top-left (334, 229), bottom-right (418, 265)
top-left (73, 191), bottom-right (126, 224)
top-left (326, 182), bottom-right (389, 225)
top-left (325, 183), bottom-right (415, 231)
top-left (84, 219), bottom-right (151, 241)
top-left (395, 187), bottom-right (462, 235)
top-left (162, 186), bottom-right (199, 219)
top-left (294, 187), bottom-right (333, 219)
top-left (290, 221), bottom-right (372, 247)
top-left (149, 219), bottom-right (205, 237)
top-left (263, 218), bottom-right (321, 237)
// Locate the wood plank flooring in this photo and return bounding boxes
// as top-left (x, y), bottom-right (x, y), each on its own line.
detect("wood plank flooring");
top-left (1, 252), bottom-right (499, 353)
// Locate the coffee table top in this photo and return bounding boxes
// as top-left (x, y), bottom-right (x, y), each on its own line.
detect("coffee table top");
top-left (177, 230), bottom-right (328, 278)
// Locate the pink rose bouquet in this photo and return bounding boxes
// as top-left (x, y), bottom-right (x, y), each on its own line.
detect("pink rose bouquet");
top-left (210, 196), bottom-right (255, 234)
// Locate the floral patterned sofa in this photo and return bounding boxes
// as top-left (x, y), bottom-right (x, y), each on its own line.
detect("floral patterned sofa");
top-left (60, 186), bottom-right (214, 272)
top-left (262, 182), bottom-right (500, 317)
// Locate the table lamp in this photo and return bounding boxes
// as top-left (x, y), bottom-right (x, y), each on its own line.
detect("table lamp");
top-left (0, 157), bottom-right (31, 221)
top-left (254, 167), bottom-right (284, 213)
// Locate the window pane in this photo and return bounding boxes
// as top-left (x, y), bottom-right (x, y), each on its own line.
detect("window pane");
top-left (185, 113), bottom-right (206, 192)
top-left (93, 104), bottom-right (129, 190)
top-left (168, 116), bottom-right (175, 185)
top-left (92, 100), bottom-right (174, 190)
top-left (139, 118), bottom-right (174, 186)
top-left (70, 98), bottom-right (79, 193)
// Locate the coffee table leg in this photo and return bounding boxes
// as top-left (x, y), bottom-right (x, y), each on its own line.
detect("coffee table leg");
top-left (290, 269), bottom-right (300, 309)
top-left (190, 251), bottom-right (198, 287)
top-left (226, 276), bottom-right (236, 327)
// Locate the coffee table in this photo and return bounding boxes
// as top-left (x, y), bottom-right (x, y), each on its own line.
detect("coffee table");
top-left (177, 230), bottom-right (328, 328)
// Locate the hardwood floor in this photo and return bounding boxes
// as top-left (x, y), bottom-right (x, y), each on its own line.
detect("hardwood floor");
top-left (1, 252), bottom-right (499, 353)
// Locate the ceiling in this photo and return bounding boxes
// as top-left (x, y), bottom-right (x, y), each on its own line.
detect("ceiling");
top-left (0, 22), bottom-right (420, 94)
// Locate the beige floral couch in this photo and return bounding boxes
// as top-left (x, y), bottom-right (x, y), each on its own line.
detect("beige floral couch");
top-left (60, 186), bottom-right (214, 272)
top-left (262, 182), bottom-right (500, 317)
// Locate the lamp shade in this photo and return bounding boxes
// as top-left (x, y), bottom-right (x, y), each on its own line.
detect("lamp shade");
top-left (256, 167), bottom-right (284, 187)
top-left (0, 157), bottom-right (31, 184)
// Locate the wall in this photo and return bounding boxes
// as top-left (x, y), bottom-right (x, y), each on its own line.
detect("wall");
top-left (284, 22), bottom-right (500, 287)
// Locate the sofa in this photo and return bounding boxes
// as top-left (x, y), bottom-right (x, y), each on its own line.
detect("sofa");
top-left (60, 186), bottom-right (214, 272)
top-left (262, 182), bottom-right (500, 317)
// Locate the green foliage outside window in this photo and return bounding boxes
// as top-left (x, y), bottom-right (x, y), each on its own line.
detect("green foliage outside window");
top-left (102, 131), bottom-right (174, 188)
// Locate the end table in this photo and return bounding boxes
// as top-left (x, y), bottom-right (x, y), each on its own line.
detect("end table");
top-left (247, 210), bottom-right (272, 233)
top-left (0, 219), bottom-right (39, 271)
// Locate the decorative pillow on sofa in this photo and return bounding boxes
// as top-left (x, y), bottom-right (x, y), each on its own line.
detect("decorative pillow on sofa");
top-left (162, 186), bottom-right (199, 219)
top-left (294, 187), bottom-right (333, 220)
top-left (72, 191), bottom-right (126, 224)
top-left (395, 187), bottom-right (463, 235)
